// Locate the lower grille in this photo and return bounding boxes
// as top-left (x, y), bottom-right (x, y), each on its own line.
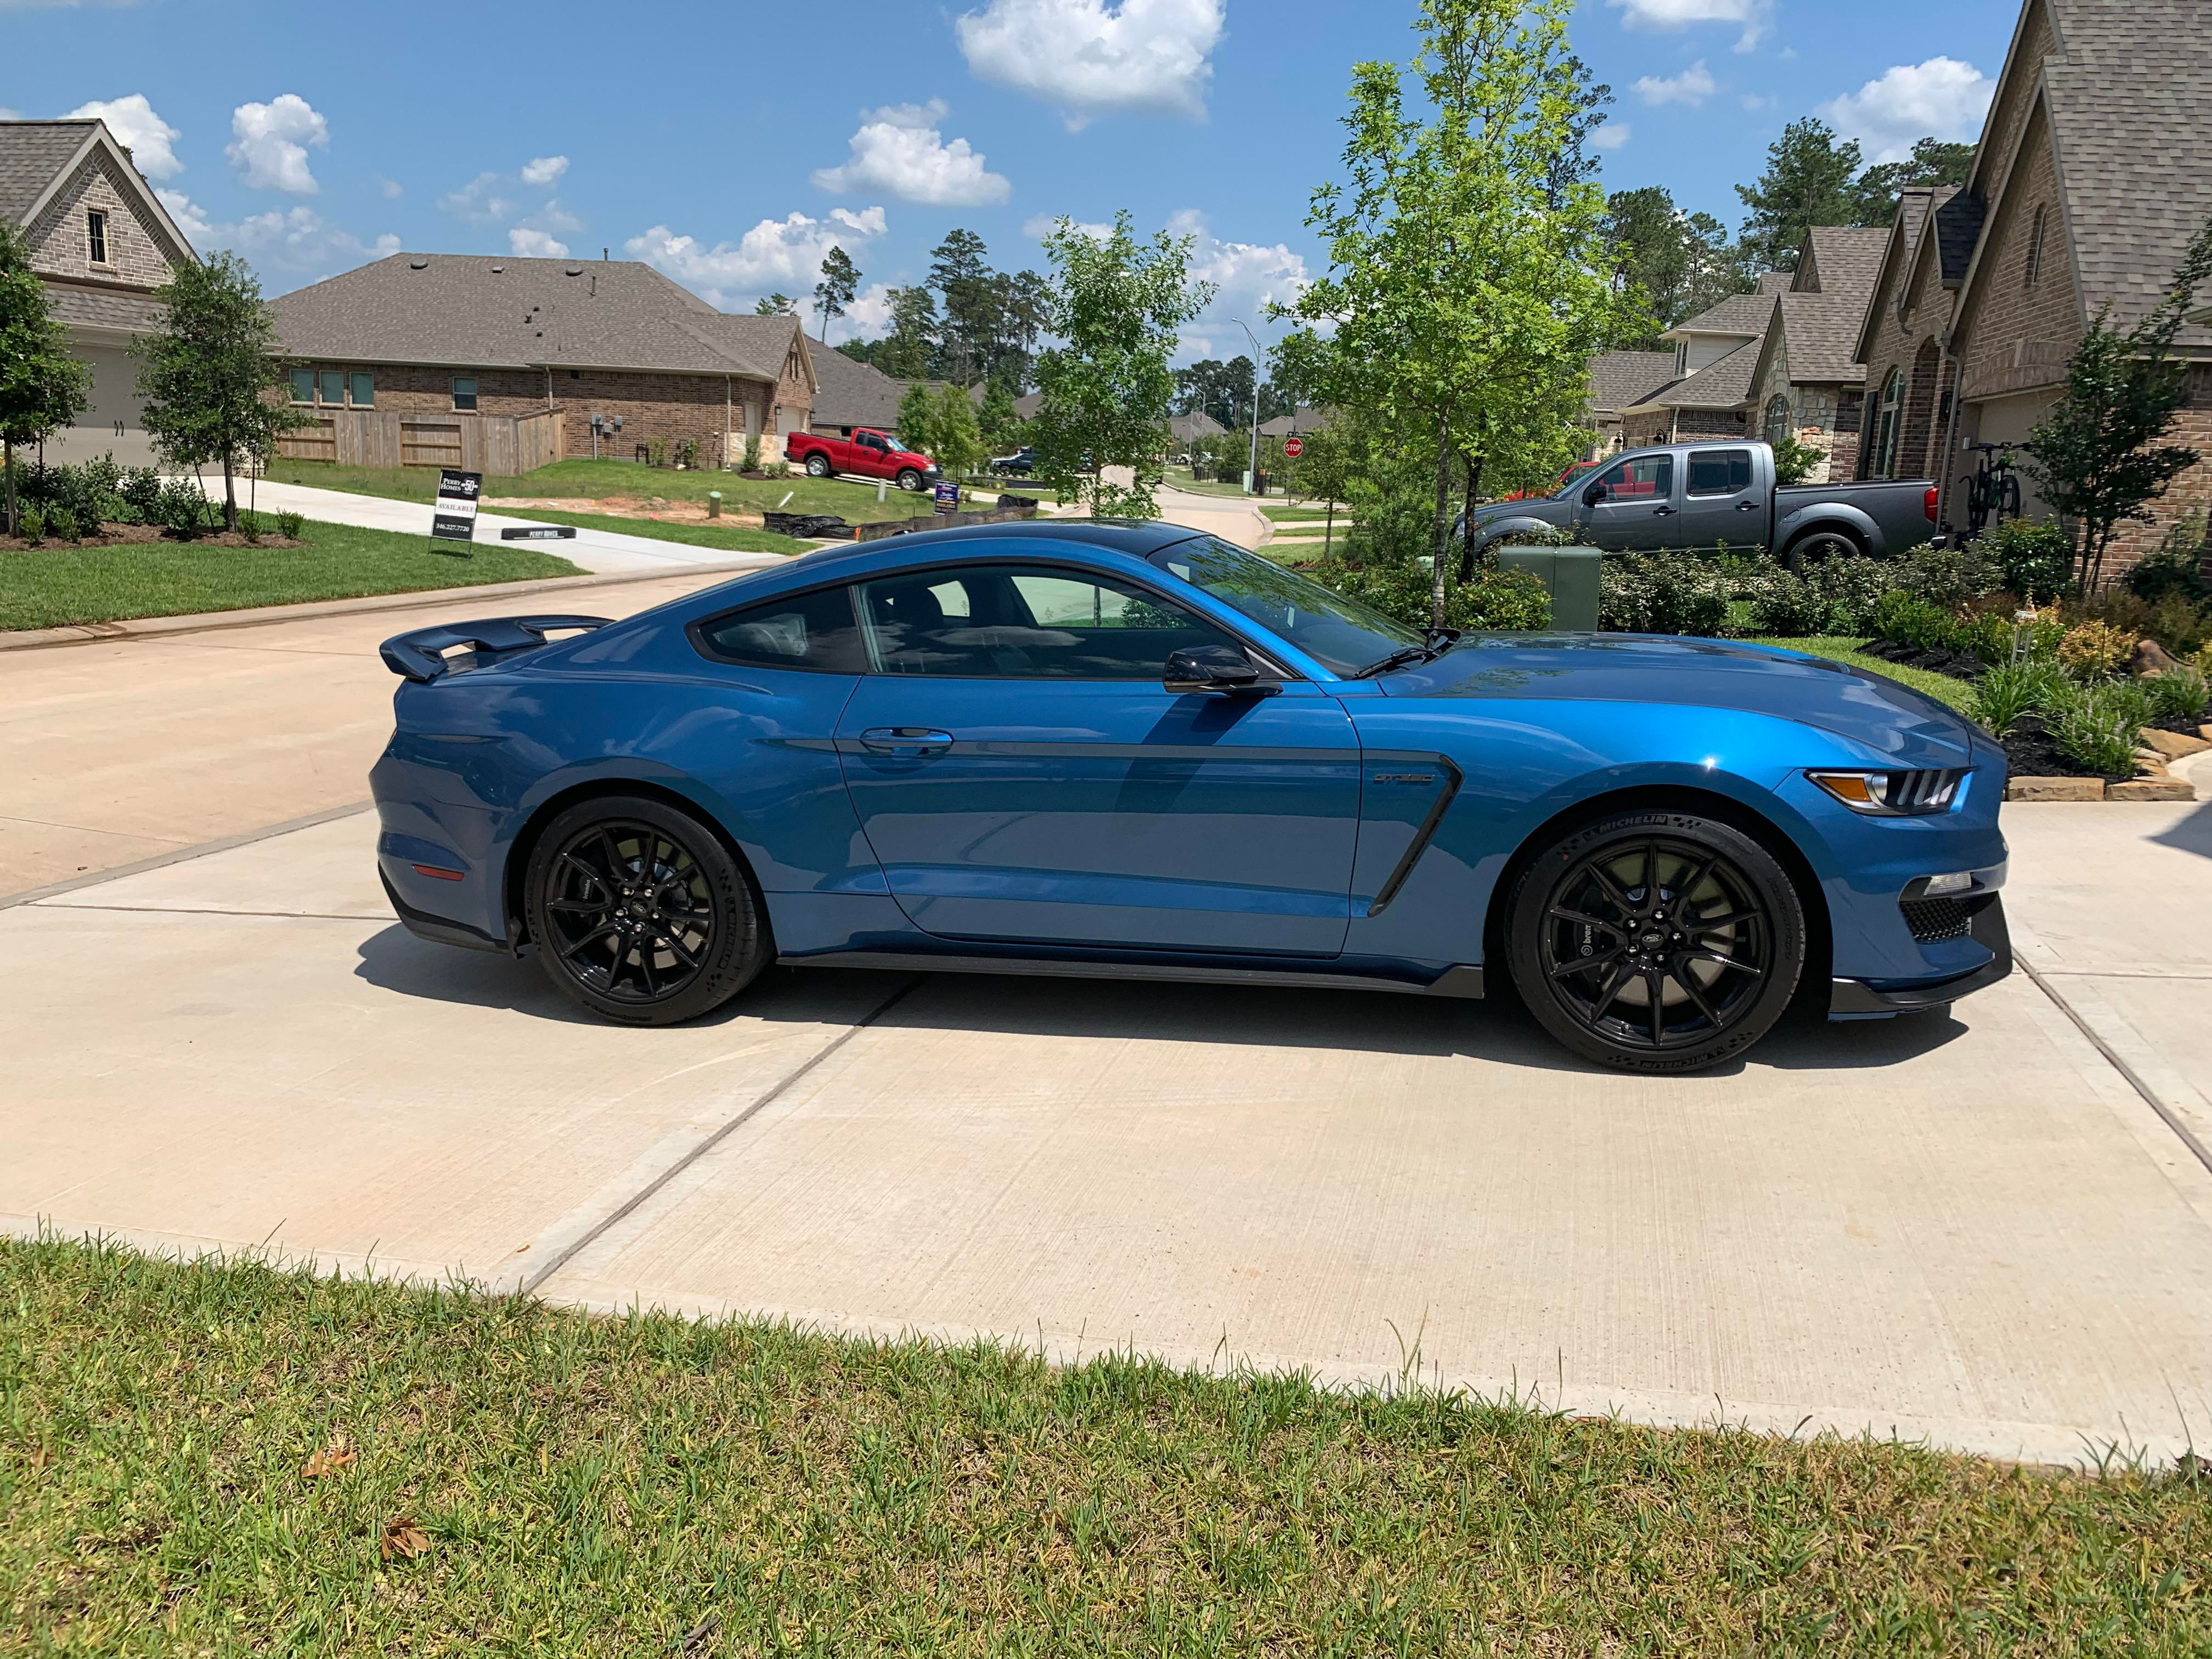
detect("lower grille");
top-left (1900, 895), bottom-right (1974, 943)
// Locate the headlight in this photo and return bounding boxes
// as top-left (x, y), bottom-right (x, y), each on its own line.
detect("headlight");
top-left (1806, 768), bottom-right (1966, 816)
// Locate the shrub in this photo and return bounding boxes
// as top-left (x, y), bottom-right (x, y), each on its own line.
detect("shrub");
top-left (1871, 592), bottom-right (1956, 653)
top-left (276, 510), bottom-right (306, 539)
top-left (2044, 678), bottom-right (2152, 776)
top-left (1950, 609), bottom-right (2017, 665)
top-left (46, 506), bottom-right (80, 541)
top-left (2193, 640), bottom-right (2212, 678)
top-left (2056, 619), bottom-right (2132, 679)
top-left (119, 467), bottom-right (163, 525)
top-left (1890, 541), bottom-right (2001, 608)
top-left (236, 509), bottom-right (262, 542)
top-left (1980, 517), bottom-right (2073, 599)
top-left (2143, 667), bottom-right (2210, 725)
top-left (1969, 659), bottom-right (2062, 735)
top-left (2121, 511), bottom-right (2208, 604)
top-left (1747, 571), bottom-right (1829, 636)
top-left (2070, 586), bottom-right (2212, 660)
top-left (1808, 555), bottom-right (1893, 636)
top-left (1599, 551), bottom-right (1728, 636)
top-left (156, 478), bottom-right (210, 539)
top-left (1458, 566), bottom-right (1552, 630)
top-left (17, 507), bottom-right (44, 541)
top-left (1313, 558), bottom-right (1550, 634)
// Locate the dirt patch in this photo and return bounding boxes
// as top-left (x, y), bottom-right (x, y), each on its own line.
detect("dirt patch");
top-left (0, 522), bottom-right (304, 554)
top-left (484, 495), bottom-right (767, 528)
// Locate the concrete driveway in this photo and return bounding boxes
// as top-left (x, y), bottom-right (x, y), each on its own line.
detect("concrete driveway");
top-left (7, 766), bottom-right (2211, 1468)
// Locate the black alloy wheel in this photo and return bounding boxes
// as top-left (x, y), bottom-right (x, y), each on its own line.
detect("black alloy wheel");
top-left (1785, 527), bottom-right (1863, 570)
top-left (805, 453), bottom-right (831, 477)
top-left (524, 795), bottom-right (767, 1025)
top-left (1507, 811), bottom-right (1804, 1072)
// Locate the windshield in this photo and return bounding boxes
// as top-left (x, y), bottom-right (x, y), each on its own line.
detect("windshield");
top-left (1147, 537), bottom-right (1419, 675)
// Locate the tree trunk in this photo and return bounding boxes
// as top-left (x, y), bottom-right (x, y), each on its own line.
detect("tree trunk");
top-left (2, 441), bottom-right (14, 537)
top-left (1430, 417), bottom-right (1453, 631)
top-left (222, 448), bottom-right (238, 533)
top-left (1457, 452), bottom-right (1486, 584)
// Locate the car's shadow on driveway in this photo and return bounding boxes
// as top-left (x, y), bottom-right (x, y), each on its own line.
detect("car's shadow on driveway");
top-left (354, 924), bottom-right (1970, 1076)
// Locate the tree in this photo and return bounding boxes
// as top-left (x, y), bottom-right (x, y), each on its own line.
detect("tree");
top-left (1850, 138), bottom-right (1975, 225)
top-left (929, 229), bottom-right (996, 385)
top-left (136, 251), bottom-right (307, 532)
top-left (1280, 0), bottom-right (1629, 623)
top-left (930, 382), bottom-right (985, 477)
top-left (894, 380), bottom-right (940, 464)
top-left (876, 286), bottom-right (939, 379)
top-left (1736, 118), bottom-right (1862, 272)
top-left (1545, 52), bottom-right (1613, 210)
top-left (753, 293), bottom-right (795, 316)
top-left (978, 380), bottom-right (1023, 455)
top-left (813, 247), bottom-right (859, 342)
top-left (2026, 213), bottom-right (2212, 591)
top-left (1604, 187), bottom-right (1752, 343)
top-left (0, 220), bottom-right (89, 535)
top-left (1030, 211), bottom-right (1213, 518)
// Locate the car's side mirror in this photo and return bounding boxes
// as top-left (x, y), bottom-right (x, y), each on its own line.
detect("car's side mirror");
top-left (1164, 644), bottom-right (1277, 696)
top-left (1583, 479), bottom-right (1610, 507)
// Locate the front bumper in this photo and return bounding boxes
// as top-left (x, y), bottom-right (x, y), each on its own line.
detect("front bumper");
top-left (1829, 894), bottom-right (2012, 1016)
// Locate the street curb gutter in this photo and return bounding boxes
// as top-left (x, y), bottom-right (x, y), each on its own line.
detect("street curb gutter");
top-left (0, 801), bottom-right (374, 912)
top-left (0, 561), bottom-right (769, 656)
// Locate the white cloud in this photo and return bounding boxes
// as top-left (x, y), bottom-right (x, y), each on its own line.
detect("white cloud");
top-left (1606, 0), bottom-right (1769, 52)
top-left (1156, 209), bottom-right (1310, 365)
top-left (225, 94), bottom-right (327, 193)
top-left (159, 190), bottom-right (396, 275)
top-left (838, 282), bottom-right (899, 341)
top-left (956, 0), bottom-right (1224, 128)
top-left (155, 187), bottom-right (211, 244)
top-left (439, 171), bottom-right (517, 225)
top-left (1634, 60), bottom-right (1717, 106)
top-left (627, 206), bottom-right (888, 311)
top-left (509, 227), bottom-right (570, 258)
top-left (0, 109), bottom-right (20, 122)
top-left (1593, 121), bottom-right (1632, 150)
top-left (1818, 57), bottom-right (1996, 163)
top-left (1741, 93), bottom-right (1771, 111)
top-left (812, 100), bottom-right (1011, 206)
top-left (378, 177), bottom-right (403, 199)
top-left (521, 154), bottom-right (568, 188)
top-left (1023, 211), bottom-right (1114, 241)
top-left (65, 94), bottom-right (182, 179)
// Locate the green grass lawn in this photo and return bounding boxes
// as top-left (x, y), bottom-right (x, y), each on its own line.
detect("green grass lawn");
top-left (501, 507), bottom-right (811, 557)
top-left (0, 520), bottom-right (581, 631)
top-left (1263, 503), bottom-right (1345, 523)
top-left (1754, 635), bottom-right (1977, 712)
top-left (6, 1237), bottom-right (2208, 1656)
top-left (259, 459), bottom-right (933, 524)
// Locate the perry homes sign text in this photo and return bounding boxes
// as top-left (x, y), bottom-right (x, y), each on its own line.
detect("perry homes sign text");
top-left (432, 469), bottom-right (482, 544)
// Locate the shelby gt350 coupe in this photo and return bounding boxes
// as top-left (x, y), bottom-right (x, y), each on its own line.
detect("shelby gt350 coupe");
top-left (371, 520), bottom-right (2011, 1072)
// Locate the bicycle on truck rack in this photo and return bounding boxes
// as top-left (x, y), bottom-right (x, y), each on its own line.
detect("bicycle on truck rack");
top-left (1963, 442), bottom-right (2028, 538)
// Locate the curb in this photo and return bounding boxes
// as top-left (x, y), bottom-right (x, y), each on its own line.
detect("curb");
top-left (0, 561), bottom-right (768, 655)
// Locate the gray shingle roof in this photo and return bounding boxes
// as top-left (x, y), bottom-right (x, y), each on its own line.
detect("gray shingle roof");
top-left (2040, 0), bottom-right (2212, 348)
top-left (43, 283), bottom-right (165, 332)
top-left (1797, 226), bottom-right (1890, 298)
top-left (1774, 228), bottom-right (1888, 383)
top-left (272, 254), bottom-right (803, 380)
top-left (1670, 289), bottom-right (1773, 337)
top-left (805, 338), bottom-right (910, 428)
top-left (1646, 339), bottom-right (1760, 409)
top-left (0, 120), bottom-right (96, 223)
top-left (1930, 186), bottom-right (1982, 283)
top-left (1170, 410), bottom-right (1226, 441)
top-left (1257, 405), bottom-right (1329, 437)
top-left (1588, 349), bottom-right (1678, 413)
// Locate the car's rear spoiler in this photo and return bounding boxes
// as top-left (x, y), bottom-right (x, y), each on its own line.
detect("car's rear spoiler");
top-left (379, 614), bottom-right (613, 683)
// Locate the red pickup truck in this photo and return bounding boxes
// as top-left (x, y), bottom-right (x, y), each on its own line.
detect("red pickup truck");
top-left (785, 427), bottom-right (939, 490)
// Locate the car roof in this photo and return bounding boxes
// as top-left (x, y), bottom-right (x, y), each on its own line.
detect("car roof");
top-left (766, 517), bottom-right (1211, 585)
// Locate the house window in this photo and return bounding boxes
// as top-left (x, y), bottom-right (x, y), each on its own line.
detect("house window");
top-left (2024, 205), bottom-right (2047, 288)
top-left (289, 368), bottom-right (315, 405)
top-left (318, 369), bottom-right (346, 407)
top-left (452, 376), bottom-right (479, 411)
top-left (86, 210), bottom-right (109, 266)
top-left (1871, 368), bottom-right (1905, 478)
top-left (1764, 394), bottom-right (1792, 446)
top-left (348, 371), bottom-right (375, 409)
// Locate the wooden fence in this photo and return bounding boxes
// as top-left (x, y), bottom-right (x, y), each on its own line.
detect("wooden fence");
top-left (275, 408), bottom-right (566, 476)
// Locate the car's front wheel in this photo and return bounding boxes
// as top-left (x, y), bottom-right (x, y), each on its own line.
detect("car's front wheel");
top-left (804, 453), bottom-right (832, 478)
top-left (895, 468), bottom-right (924, 491)
top-left (524, 795), bottom-right (767, 1025)
top-left (1506, 810), bottom-right (1804, 1072)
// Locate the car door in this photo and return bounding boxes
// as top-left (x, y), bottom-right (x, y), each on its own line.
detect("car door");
top-left (1577, 451), bottom-right (1679, 549)
top-left (853, 431), bottom-right (897, 478)
top-left (1673, 447), bottom-right (1762, 551)
top-left (834, 560), bottom-right (1362, 956)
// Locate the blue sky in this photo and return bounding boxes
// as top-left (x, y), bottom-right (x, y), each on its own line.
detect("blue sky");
top-left (5, 0), bottom-right (2021, 363)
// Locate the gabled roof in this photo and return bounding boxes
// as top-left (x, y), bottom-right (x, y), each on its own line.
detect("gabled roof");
top-left (1666, 289), bottom-right (1773, 339)
top-left (1626, 337), bottom-right (1762, 412)
top-left (1169, 410), bottom-right (1226, 441)
top-left (272, 255), bottom-right (811, 382)
top-left (0, 117), bottom-right (197, 269)
top-left (1795, 227), bottom-right (1890, 298)
top-left (1954, 0), bottom-right (2212, 352)
top-left (806, 338), bottom-right (910, 428)
top-left (1257, 405), bottom-right (1329, 437)
top-left (1931, 188), bottom-right (1983, 283)
top-left (1588, 349), bottom-right (1678, 414)
top-left (1853, 189), bottom-right (1939, 364)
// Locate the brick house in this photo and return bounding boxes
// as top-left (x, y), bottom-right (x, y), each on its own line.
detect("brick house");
top-left (0, 117), bottom-right (198, 467)
top-left (270, 255), bottom-right (815, 472)
top-left (1858, 0), bottom-right (2212, 568)
top-left (1586, 349), bottom-right (1676, 453)
top-left (1613, 229), bottom-right (1889, 479)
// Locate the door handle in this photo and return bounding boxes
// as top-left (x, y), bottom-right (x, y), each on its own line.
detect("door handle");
top-left (1736, 500), bottom-right (1759, 511)
top-left (859, 726), bottom-right (953, 757)
top-left (1652, 506), bottom-right (1673, 516)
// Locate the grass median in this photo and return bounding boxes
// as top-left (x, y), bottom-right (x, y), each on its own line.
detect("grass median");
top-left (499, 507), bottom-right (811, 557)
top-left (0, 520), bottom-right (583, 632)
top-left (5, 1235), bottom-right (2207, 1655)
top-left (259, 459), bottom-right (937, 524)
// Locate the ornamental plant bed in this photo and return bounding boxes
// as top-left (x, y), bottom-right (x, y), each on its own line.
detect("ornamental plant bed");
top-left (0, 521), bottom-right (305, 554)
top-left (1859, 638), bottom-right (1990, 681)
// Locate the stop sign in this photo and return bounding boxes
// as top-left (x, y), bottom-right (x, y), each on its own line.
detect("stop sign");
top-left (1282, 436), bottom-right (1304, 458)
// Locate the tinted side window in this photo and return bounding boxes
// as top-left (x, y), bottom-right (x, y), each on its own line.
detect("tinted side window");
top-left (697, 586), bottom-right (867, 673)
top-left (856, 563), bottom-right (1240, 679)
top-left (1598, 454), bottom-right (1672, 499)
top-left (1686, 449), bottom-right (1752, 496)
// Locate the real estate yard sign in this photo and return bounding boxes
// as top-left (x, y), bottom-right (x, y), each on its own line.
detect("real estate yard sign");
top-left (432, 470), bottom-right (482, 550)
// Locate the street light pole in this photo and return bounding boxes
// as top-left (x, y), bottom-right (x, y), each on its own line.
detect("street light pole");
top-left (1232, 317), bottom-right (1262, 496)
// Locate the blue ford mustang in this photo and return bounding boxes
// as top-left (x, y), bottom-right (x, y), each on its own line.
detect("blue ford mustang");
top-left (371, 520), bottom-right (2011, 1072)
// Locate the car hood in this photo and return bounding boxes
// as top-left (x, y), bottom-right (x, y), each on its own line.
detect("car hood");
top-left (1378, 633), bottom-right (1982, 764)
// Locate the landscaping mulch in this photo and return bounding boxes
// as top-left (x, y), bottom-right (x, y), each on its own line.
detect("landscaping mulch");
top-left (0, 521), bottom-right (302, 554)
top-left (1859, 638), bottom-right (1988, 681)
top-left (1996, 713), bottom-right (2124, 782)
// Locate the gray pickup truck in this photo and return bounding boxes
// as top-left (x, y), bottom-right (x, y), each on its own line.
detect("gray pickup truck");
top-left (1465, 441), bottom-right (1937, 566)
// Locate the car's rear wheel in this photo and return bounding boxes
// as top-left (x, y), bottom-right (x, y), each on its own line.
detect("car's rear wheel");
top-left (896, 468), bottom-right (924, 491)
top-left (1784, 526), bottom-right (1863, 569)
top-left (524, 795), bottom-right (766, 1025)
top-left (1506, 810), bottom-right (1804, 1072)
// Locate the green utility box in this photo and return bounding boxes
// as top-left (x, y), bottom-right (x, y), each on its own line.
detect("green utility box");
top-left (1498, 544), bottom-right (1603, 631)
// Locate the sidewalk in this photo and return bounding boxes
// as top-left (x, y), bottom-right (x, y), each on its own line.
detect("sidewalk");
top-left (196, 477), bottom-right (787, 576)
